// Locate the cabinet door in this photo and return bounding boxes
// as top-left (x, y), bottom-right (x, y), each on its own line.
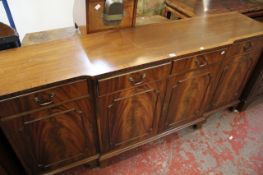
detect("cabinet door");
top-left (98, 80), bottom-right (166, 152)
top-left (1, 98), bottom-right (97, 174)
top-left (211, 51), bottom-right (261, 109)
top-left (161, 66), bottom-right (219, 131)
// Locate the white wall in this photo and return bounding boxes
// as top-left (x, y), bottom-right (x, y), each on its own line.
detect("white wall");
top-left (0, 0), bottom-right (74, 39)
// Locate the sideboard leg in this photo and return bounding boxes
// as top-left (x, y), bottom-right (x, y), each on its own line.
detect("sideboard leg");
top-left (193, 120), bottom-right (206, 130)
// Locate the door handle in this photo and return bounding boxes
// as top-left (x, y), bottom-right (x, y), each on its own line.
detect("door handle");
top-left (129, 73), bottom-right (147, 86)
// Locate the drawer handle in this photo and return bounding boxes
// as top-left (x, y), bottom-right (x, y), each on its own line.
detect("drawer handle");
top-left (195, 56), bottom-right (208, 68)
top-left (129, 73), bottom-right (146, 86)
top-left (34, 93), bottom-right (55, 106)
top-left (243, 42), bottom-right (252, 52)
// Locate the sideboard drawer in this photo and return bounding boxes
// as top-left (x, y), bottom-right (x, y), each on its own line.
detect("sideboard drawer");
top-left (227, 38), bottom-right (263, 56)
top-left (171, 49), bottom-right (226, 75)
top-left (98, 63), bottom-right (171, 96)
top-left (0, 80), bottom-right (89, 118)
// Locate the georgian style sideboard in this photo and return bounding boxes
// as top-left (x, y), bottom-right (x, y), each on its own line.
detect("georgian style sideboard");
top-left (0, 12), bottom-right (262, 175)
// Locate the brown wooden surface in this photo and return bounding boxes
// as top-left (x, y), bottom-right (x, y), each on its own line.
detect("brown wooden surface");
top-left (97, 63), bottom-right (170, 152)
top-left (0, 13), bottom-right (263, 99)
top-left (0, 12), bottom-right (263, 174)
top-left (160, 49), bottom-right (226, 131)
top-left (165, 0), bottom-right (263, 17)
top-left (136, 15), bottom-right (170, 26)
top-left (1, 97), bottom-right (98, 175)
top-left (0, 22), bottom-right (19, 49)
top-left (22, 16), bottom-right (169, 47)
top-left (0, 80), bottom-right (89, 118)
top-left (73, 0), bottom-right (138, 34)
top-left (211, 50), bottom-right (262, 110)
top-left (0, 22), bottom-right (17, 39)
top-left (22, 27), bottom-right (79, 46)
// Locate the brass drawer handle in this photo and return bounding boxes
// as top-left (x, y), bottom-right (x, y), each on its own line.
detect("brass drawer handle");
top-left (243, 42), bottom-right (252, 52)
top-left (34, 93), bottom-right (55, 106)
top-left (195, 56), bottom-right (208, 68)
top-left (129, 73), bottom-right (146, 86)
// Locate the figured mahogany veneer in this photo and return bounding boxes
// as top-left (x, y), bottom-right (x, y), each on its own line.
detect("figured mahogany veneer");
top-left (0, 80), bottom-right (89, 117)
top-left (0, 13), bottom-right (262, 175)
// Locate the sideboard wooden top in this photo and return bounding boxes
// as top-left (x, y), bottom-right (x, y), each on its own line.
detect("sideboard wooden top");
top-left (0, 12), bottom-right (262, 97)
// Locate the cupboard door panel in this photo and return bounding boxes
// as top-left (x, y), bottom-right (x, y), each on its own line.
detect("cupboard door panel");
top-left (98, 81), bottom-right (166, 152)
top-left (164, 72), bottom-right (211, 128)
top-left (108, 89), bottom-right (157, 147)
top-left (1, 98), bottom-right (97, 174)
top-left (212, 51), bottom-right (261, 109)
top-left (161, 63), bottom-right (220, 131)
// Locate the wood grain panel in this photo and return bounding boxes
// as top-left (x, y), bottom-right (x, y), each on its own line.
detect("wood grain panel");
top-left (0, 13), bottom-right (263, 97)
top-left (98, 63), bottom-right (171, 95)
top-left (161, 64), bottom-right (220, 131)
top-left (1, 98), bottom-right (97, 174)
top-left (171, 49), bottom-right (226, 75)
top-left (211, 50), bottom-right (261, 109)
top-left (0, 80), bottom-right (89, 118)
top-left (98, 80), bottom-right (167, 152)
top-left (227, 37), bottom-right (263, 57)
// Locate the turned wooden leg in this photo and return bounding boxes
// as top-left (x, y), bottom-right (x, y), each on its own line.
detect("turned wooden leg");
top-left (193, 121), bottom-right (206, 130)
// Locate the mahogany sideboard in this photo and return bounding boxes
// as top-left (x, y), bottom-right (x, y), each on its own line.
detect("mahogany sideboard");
top-left (165, 0), bottom-right (263, 21)
top-left (0, 12), bottom-right (262, 175)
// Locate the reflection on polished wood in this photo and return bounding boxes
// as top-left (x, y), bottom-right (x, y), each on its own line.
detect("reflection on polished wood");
top-left (165, 0), bottom-right (263, 18)
top-left (0, 12), bottom-right (262, 98)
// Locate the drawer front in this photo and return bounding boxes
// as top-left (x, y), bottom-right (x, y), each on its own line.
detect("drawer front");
top-left (171, 49), bottom-right (226, 75)
top-left (227, 37), bottom-right (263, 57)
top-left (0, 80), bottom-right (89, 118)
top-left (98, 63), bottom-right (171, 96)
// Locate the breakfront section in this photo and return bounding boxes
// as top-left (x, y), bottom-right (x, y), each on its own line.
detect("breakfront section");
top-left (211, 37), bottom-right (263, 110)
top-left (159, 49), bottom-right (227, 131)
top-left (96, 63), bottom-right (171, 154)
top-left (0, 80), bottom-right (98, 175)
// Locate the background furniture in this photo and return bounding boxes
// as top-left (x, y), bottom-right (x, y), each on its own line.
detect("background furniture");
top-left (238, 52), bottom-right (263, 111)
top-left (0, 22), bottom-right (20, 50)
top-left (73, 0), bottom-right (138, 34)
top-left (22, 16), bottom-right (169, 46)
top-left (164, 0), bottom-right (263, 21)
top-left (0, 0), bottom-right (21, 46)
